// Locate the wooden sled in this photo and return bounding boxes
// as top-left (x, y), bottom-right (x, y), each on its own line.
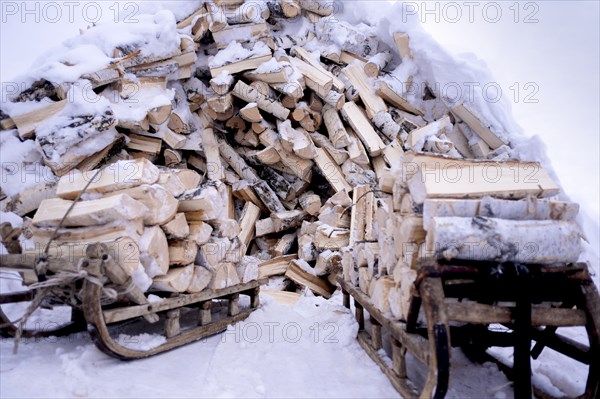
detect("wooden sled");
top-left (0, 243), bottom-right (265, 360)
top-left (340, 261), bottom-right (600, 399)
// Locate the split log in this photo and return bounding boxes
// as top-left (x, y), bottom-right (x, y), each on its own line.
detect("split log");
top-left (273, 233), bottom-right (297, 257)
top-left (189, 221), bottom-right (214, 246)
top-left (405, 155), bottom-right (561, 204)
top-left (240, 103), bottom-right (263, 123)
top-left (168, 240), bottom-right (199, 266)
top-left (211, 22), bottom-right (270, 48)
top-left (343, 64), bottom-right (387, 119)
top-left (297, 0), bottom-right (333, 16)
top-left (299, 192), bottom-right (321, 215)
top-left (426, 217), bottom-right (582, 264)
top-left (188, 266), bottom-right (213, 293)
top-left (239, 202), bottom-right (262, 248)
top-left (341, 102), bottom-right (386, 156)
top-left (219, 140), bottom-right (286, 213)
top-left (161, 213), bottom-right (189, 239)
top-left (323, 104), bottom-right (351, 148)
top-left (32, 195), bottom-right (147, 228)
top-left (139, 226), bottom-right (170, 278)
top-left (393, 32), bottom-right (413, 60)
top-left (108, 184), bottom-right (178, 226)
top-left (1, 182), bottom-right (57, 216)
top-left (364, 51), bottom-right (392, 77)
top-left (236, 256), bottom-right (259, 283)
top-left (406, 115), bottom-right (452, 151)
top-left (209, 263), bottom-right (241, 290)
top-left (9, 99), bottom-right (67, 139)
top-left (232, 80), bottom-right (290, 120)
top-left (451, 104), bottom-right (507, 150)
top-left (56, 158), bottom-right (159, 200)
top-left (285, 259), bottom-right (336, 298)
top-left (375, 81), bottom-right (424, 116)
top-left (422, 197), bottom-right (579, 231)
top-left (210, 53), bottom-right (273, 78)
top-left (152, 264), bottom-right (194, 293)
top-left (259, 254), bottom-right (296, 278)
top-left (309, 132), bottom-right (349, 165)
top-left (313, 147), bottom-right (353, 193)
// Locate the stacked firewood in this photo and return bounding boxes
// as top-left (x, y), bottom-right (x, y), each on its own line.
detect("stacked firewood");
top-left (0, 0), bottom-right (583, 301)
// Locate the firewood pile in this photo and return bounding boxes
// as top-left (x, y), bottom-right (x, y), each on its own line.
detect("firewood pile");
top-left (0, 0), bottom-right (583, 304)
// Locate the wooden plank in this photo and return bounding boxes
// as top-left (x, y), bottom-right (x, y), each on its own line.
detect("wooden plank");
top-left (103, 279), bottom-right (265, 324)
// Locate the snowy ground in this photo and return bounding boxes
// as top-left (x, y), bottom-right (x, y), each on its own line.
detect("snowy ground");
top-left (1, 291), bottom-right (523, 399)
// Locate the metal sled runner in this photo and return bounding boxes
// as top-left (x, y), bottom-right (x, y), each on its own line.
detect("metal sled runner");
top-left (340, 260), bottom-right (600, 399)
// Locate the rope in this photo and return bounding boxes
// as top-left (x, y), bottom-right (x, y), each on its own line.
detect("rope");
top-left (12, 166), bottom-right (104, 352)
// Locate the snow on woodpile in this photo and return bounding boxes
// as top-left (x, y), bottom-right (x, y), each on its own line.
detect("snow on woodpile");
top-left (0, 0), bottom-right (589, 303)
top-left (0, 4), bottom-right (594, 394)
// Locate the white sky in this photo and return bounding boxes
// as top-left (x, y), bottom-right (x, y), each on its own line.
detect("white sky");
top-left (1, 0), bottom-right (598, 223)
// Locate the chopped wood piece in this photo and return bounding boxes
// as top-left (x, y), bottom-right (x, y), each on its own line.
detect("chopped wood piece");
top-left (211, 22), bottom-right (270, 48)
top-left (139, 226), bottom-right (170, 278)
top-left (239, 202), bottom-right (262, 248)
top-left (309, 132), bottom-right (349, 165)
top-left (259, 254), bottom-right (296, 278)
top-left (209, 262), bottom-right (241, 290)
top-left (1, 182), bottom-right (57, 216)
top-left (405, 155), bottom-right (561, 204)
top-left (187, 266), bottom-right (213, 293)
top-left (364, 51), bottom-right (392, 77)
top-left (285, 259), bottom-right (336, 298)
top-left (109, 184), bottom-right (178, 226)
top-left (427, 217), bottom-right (582, 264)
top-left (219, 140), bottom-right (286, 213)
top-left (271, 209), bottom-right (307, 232)
top-left (406, 115), bottom-right (452, 150)
top-left (236, 256), bottom-right (259, 283)
top-left (273, 233), bottom-right (297, 257)
top-left (168, 240), bottom-right (199, 266)
top-left (260, 130), bottom-right (314, 181)
top-left (451, 104), bottom-right (507, 150)
top-left (393, 32), bottom-right (413, 60)
top-left (341, 102), bottom-right (386, 156)
top-left (290, 56), bottom-right (333, 97)
top-left (32, 195), bottom-right (147, 228)
top-left (200, 128), bottom-right (225, 181)
top-left (314, 148), bottom-right (353, 193)
top-left (383, 139), bottom-right (405, 168)
top-left (232, 80), bottom-right (290, 120)
top-left (56, 158), bottom-right (159, 200)
top-left (162, 213), bottom-right (189, 239)
top-left (299, 192), bottom-right (321, 215)
top-left (323, 104), bottom-right (351, 148)
top-left (278, 120), bottom-right (317, 159)
top-left (375, 81), bottom-right (424, 116)
top-left (343, 63), bottom-right (387, 119)
top-left (152, 264), bottom-right (194, 293)
top-left (126, 134), bottom-right (162, 154)
top-left (314, 224), bottom-right (350, 251)
top-left (240, 103), bottom-right (263, 123)
top-left (210, 53), bottom-right (273, 78)
top-left (297, 0), bottom-right (333, 16)
top-left (422, 197), bottom-right (579, 231)
top-left (255, 217), bottom-right (276, 237)
top-left (9, 99), bottom-right (67, 139)
top-left (188, 221), bottom-right (213, 246)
